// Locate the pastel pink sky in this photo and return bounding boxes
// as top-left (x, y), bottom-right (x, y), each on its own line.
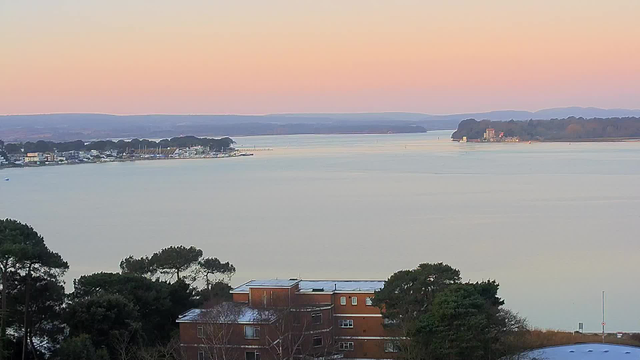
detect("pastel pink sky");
top-left (1, 0), bottom-right (639, 115)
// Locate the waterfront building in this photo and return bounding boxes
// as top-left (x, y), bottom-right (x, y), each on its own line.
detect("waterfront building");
top-left (484, 128), bottom-right (496, 141)
top-left (178, 279), bottom-right (398, 360)
top-left (24, 152), bottom-right (45, 163)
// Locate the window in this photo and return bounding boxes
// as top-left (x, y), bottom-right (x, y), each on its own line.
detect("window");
top-left (339, 342), bottom-right (354, 351)
top-left (340, 296), bottom-right (346, 305)
top-left (244, 326), bottom-right (260, 339)
top-left (384, 341), bottom-right (400, 353)
top-left (312, 336), bottom-right (323, 347)
top-left (384, 318), bottom-right (399, 325)
top-left (338, 319), bottom-right (354, 328)
top-left (351, 296), bottom-right (357, 305)
top-left (197, 325), bottom-right (204, 338)
top-left (198, 350), bottom-right (205, 360)
top-left (365, 297), bottom-right (373, 306)
top-left (245, 351), bottom-right (261, 360)
top-left (311, 312), bottom-right (322, 325)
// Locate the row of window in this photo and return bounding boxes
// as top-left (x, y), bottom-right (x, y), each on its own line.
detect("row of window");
top-left (197, 341), bottom-right (398, 360)
top-left (197, 325), bottom-right (262, 339)
top-left (197, 319), bottom-right (396, 340)
top-left (338, 319), bottom-right (353, 328)
top-left (339, 296), bottom-right (373, 306)
top-left (198, 350), bottom-right (263, 360)
top-left (197, 317), bottom-right (391, 339)
top-left (337, 341), bottom-right (399, 353)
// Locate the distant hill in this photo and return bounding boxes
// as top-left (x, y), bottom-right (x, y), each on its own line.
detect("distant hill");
top-left (2, 107), bottom-right (640, 141)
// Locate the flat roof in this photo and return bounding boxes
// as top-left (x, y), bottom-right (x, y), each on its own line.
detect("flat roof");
top-left (521, 344), bottom-right (640, 359)
top-left (232, 279), bottom-right (385, 294)
top-left (177, 303), bottom-right (276, 324)
top-left (231, 279), bottom-right (301, 293)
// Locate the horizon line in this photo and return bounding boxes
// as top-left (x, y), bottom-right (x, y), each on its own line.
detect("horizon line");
top-left (2, 106), bottom-right (640, 117)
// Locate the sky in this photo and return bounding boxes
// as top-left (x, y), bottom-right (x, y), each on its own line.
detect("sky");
top-left (1, 0), bottom-right (639, 115)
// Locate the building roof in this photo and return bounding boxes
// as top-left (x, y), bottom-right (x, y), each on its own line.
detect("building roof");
top-left (520, 344), bottom-right (640, 359)
top-left (177, 302), bottom-right (277, 324)
top-left (231, 279), bottom-right (301, 293)
top-left (231, 279), bottom-right (385, 294)
top-left (298, 280), bottom-right (385, 293)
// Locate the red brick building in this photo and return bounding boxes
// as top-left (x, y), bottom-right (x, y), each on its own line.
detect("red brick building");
top-left (178, 280), bottom-right (399, 360)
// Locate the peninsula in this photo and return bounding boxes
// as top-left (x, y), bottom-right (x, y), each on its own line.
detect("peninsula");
top-left (0, 136), bottom-right (251, 168)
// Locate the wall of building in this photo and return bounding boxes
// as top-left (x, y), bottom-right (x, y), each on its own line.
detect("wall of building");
top-left (183, 288), bottom-right (394, 360)
top-left (249, 285), bottom-right (298, 308)
top-left (333, 293), bottom-right (379, 314)
top-left (295, 293), bottom-right (333, 305)
top-left (337, 339), bottom-right (397, 360)
top-left (233, 293), bottom-right (249, 303)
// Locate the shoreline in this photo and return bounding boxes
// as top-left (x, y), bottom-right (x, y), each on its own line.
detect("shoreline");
top-left (453, 137), bottom-right (640, 143)
top-left (0, 151), bottom-right (254, 171)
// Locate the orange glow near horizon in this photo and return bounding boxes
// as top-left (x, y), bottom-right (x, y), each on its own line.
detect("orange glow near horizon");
top-left (1, 0), bottom-right (639, 115)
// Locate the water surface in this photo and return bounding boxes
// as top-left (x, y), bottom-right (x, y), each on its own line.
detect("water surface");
top-left (1, 131), bottom-right (639, 331)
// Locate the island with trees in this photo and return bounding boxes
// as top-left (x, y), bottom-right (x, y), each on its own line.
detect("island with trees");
top-left (0, 136), bottom-right (250, 168)
top-left (451, 117), bottom-right (640, 142)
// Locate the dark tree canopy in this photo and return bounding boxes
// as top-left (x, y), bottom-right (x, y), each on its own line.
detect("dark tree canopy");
top-left (199, 257), bottom-right (236, 285)
top-left (2, 136), bottom-right (235, 155)
top-left (0, 220), bottom-right (237, 360)
top-left (0, 219), bottom-right (69, 360)
top-left (373, 263), bottom-right (527, 360)
top-left (373, 262), bottom-right (461, 323)
top-left (65, 294), bottom-right (139, 352)
top-left (119, 256), bottom-right (155, 277)
top-left (148, 245), bottom-right (203, 281)
top-left (415, 282), bottom-right (505, 360)
top-left (71, 272), bottom-right (196, 345)
top-left (57, 334), bottom-right (109, 360)
top-left (452, 117), bottom-right (640, 141)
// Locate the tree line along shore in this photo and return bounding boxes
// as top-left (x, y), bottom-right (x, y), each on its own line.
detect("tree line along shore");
top-left (0, 136), bottom-right (252, 168)
top-left (451, 116), bottom-right (640, 142)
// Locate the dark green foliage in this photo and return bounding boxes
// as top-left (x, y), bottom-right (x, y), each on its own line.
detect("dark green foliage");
top-left (64, 294), bottom-right (139, 352)
top-left (3, 144), bottom-right (21, 154)
top-left (373, 262), bottom-right (460, 324)
top-left (374, 263), bottom-right (527, 360)
top-left (415, 282), bottom-right (504, 360)
top-left (149, 245), bottom-right (203, 281)
top-left (0, 220), bottom-right (236, 359)
top-left (71, 272), bottom-right (197, 345)
top-left (199, 257), bottom-right (236, 287)
top-left (9, 274), bottom-right (66, 353)
top-left (197, 281), bottom-right (233, 305)
top-left (4, 136), bottom-right (235, 155)
top-left (0, 219), bottom-right (68, 360)
top-left (452, 117), bottom-right (640, 141)
top-left (119, 256), bottom-right (155, 277)
top-left (56, 334), bottom-right (110, 360)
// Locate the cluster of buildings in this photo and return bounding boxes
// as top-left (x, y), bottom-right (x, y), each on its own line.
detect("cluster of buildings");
top-left (178, 279), bottom-right (399, 360)
top-left (459, 128), bottom-right (520, 143)
top-left (0, 146), bottom-right (250, 167)
top-left (482, 128), bottom-right (520, 142)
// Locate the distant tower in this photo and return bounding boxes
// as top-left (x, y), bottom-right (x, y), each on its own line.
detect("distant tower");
top-left (484, 128), bottom-right (496, 141)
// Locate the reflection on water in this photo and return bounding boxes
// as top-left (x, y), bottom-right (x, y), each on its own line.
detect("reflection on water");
top-left (1, 131), bottom-right (639, 331)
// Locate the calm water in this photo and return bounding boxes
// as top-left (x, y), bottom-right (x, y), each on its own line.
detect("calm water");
top-left (1, 131), bottom-right (640, 331)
